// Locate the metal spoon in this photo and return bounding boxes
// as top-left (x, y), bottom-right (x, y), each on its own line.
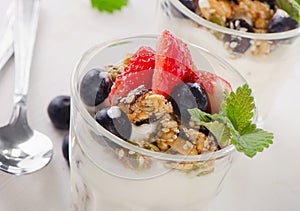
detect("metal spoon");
top-left (0, 0), bottom-right (53, 175)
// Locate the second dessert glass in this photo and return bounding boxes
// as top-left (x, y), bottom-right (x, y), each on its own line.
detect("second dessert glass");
top-left (156, 0), bottom-right (300, 123)
top-left (70, 35), bottom-right (249, 211)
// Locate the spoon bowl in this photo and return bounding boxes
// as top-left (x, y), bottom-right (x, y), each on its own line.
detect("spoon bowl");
top-left (0, 104), bottom-right (53, 175)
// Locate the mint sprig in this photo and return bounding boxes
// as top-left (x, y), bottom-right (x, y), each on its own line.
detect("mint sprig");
top-left (91, 0), bottom-right (128, 13)
top-left (189, 84), bottom-right (274, 158)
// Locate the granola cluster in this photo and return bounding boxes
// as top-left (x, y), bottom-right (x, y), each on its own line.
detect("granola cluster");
top-left (195, 0), bottom-right (274, 32)
top-left (108, 86), bottom-right (223, 173)
top-left (119, 86), bottom-right (220, 155)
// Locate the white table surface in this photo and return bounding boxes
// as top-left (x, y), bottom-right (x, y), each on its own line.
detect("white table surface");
top-left (0, 0), bottom-right (299, 210)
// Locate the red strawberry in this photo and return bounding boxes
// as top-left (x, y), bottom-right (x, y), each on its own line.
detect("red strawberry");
top-left (108, 46), bottom-right (155, 104)
top-left (123, 46), bottom-right (156, 73)
top-left (193, 70), bottom-right (232, 114)
top-left (152, 30), bottom-right (194, 97)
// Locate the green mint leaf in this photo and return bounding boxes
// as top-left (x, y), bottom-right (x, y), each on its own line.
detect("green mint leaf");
top-left (231, 128), bottom-right (274, 158)
top-left (224, 84), bottom-right (255, 135)
top-left (188, 108), bottom-right (212, 124)
top-left (188, 108), bottom-right (231, 147)
top-left (275, 0), bottom-right (300, 23)
top-left (91, 0), bottom-right (128, 13)
top-left (204, 120), bottom-right (232, 147)
top-left (189, 84), bottom-right (274, 158)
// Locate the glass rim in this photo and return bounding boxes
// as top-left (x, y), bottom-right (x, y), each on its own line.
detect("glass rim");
top-left (169, 0), bottom-right (300, 40)
top-left (70, 34), bottom-right (239, 163)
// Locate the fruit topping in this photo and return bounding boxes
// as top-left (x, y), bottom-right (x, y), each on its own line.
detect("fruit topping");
top-left (193, 70), bottom-right (232, 114)
top-left (95, 106), bottom-right (132, 140)
top-left (109, 46), bottom-right (155, 104)
top-left (267, 9), bottom-right (299, 32)
top-left (268, 16), bottom-right (299, 32)
top-left (62, 134), bottom-right (69, 165)
top-left (123, 46), bottom-right (156, 74)
top-left (80, 68), bottom-right (113, 107)
top-left (47, 95), bottom-right (71, 130)
top-left (169, 82), bottom-right (208, 121)
top-left (152, 29), bottom-right (194, 97)
top-left (179, 0), bottom-right (196, 12)
top-left (259, 0), bottom-right (276, 10)
top-left (76, 30), bottom-right (274, 159)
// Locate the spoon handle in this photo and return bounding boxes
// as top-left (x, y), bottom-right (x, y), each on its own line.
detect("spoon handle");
top-left (14, 0), bottom-right (40, 104)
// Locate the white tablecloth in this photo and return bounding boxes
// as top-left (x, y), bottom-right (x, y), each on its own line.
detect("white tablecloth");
top-left (0, 0), bottom-right (299, 210)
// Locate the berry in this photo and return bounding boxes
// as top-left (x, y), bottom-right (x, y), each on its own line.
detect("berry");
top-left (123, 46), bottom-right (156, 74)
top-left (224, 19), bottom-right (254, 54)
top-left (80, 68), bottom-right (113, 107)
top-left (259, 0), bottom-right (275, 10)
top-left (152, 30), bottom-right (194, 97)
top-left (267, 16), bottom-right (299, 33)
top-left (169, 82), bottom-right (208, 121)
top-left (47, 95), bottom-right (70, 129)
top-left (228, 0), bottom-right (239, 4)
top-left (62, 134), bottom-right (69, 165)
top-left (193, 70), bottom-right (232, 114)
top-left (179, 0), bottom-right (196, 12)
top-left (95, 106), bottom-right (132, 140)
top-left (109, 46), bottom-right (155, 104)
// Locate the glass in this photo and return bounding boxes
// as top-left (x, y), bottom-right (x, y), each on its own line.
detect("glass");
top-left (156, 0), bottom-right (300, 123)
top-left (70, 35), bottom-right (249, 211)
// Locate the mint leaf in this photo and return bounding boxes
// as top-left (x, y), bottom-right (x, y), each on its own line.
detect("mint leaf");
top-left (231, 128), bottom-right (274, 158)
top-left (223, 84), bottom-right (255, 135)
top-left (188, 108), bottom-right (212, 124)
top-left (275, 0), bottom-right (300, 23)
top-left (204, 120), bottom-right (232, 147)
top-left (188, 108), bottom-right (231, 147)
top-left (189, 84), bottom-right (274, 158)
top-left (91, 0), bottom-right (128, 13)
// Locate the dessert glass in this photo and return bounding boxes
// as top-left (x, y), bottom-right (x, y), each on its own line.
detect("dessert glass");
top-left (70, 35), bottom-right (249, 211)
top-left (156, 0), bottom-right (300, 123)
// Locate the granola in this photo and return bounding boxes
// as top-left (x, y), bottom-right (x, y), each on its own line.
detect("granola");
top-left (106, 86), bottom-right (222, 173)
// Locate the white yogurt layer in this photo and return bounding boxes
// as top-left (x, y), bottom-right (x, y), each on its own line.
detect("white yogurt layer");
top-left (70, 121), bottom-right (234, 211)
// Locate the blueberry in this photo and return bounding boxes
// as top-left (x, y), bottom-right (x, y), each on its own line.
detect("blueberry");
top-left (267, 16), bottom-right (299, 33)
top-left (224, 19), bottom-right (254, 54)
top-left (169, 83), bottom-right (208, 121)
top-left (62, 134), bottom-right (69, 165)
top-left (228, 0), bottom-right (239, 4)
top-left (259, 0), bottom-right (275, 10)
top-left (80, 68), bottom-right (113, 107)
top-left (179, 0), bottom-right (196, 12)
top-left (95, 106), bottom-right (132, 140)
top-left (47, 95), bottom-right (70, 130)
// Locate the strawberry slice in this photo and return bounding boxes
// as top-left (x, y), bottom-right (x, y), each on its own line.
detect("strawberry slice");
top-left (108, 46), bottom-right (155, 104)
top-left (123, 46), bottom-right (156, 73)
top-left (152, 30), bottom-right (194, 97)
top-left (193, 70), bottom-right (232, 114)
